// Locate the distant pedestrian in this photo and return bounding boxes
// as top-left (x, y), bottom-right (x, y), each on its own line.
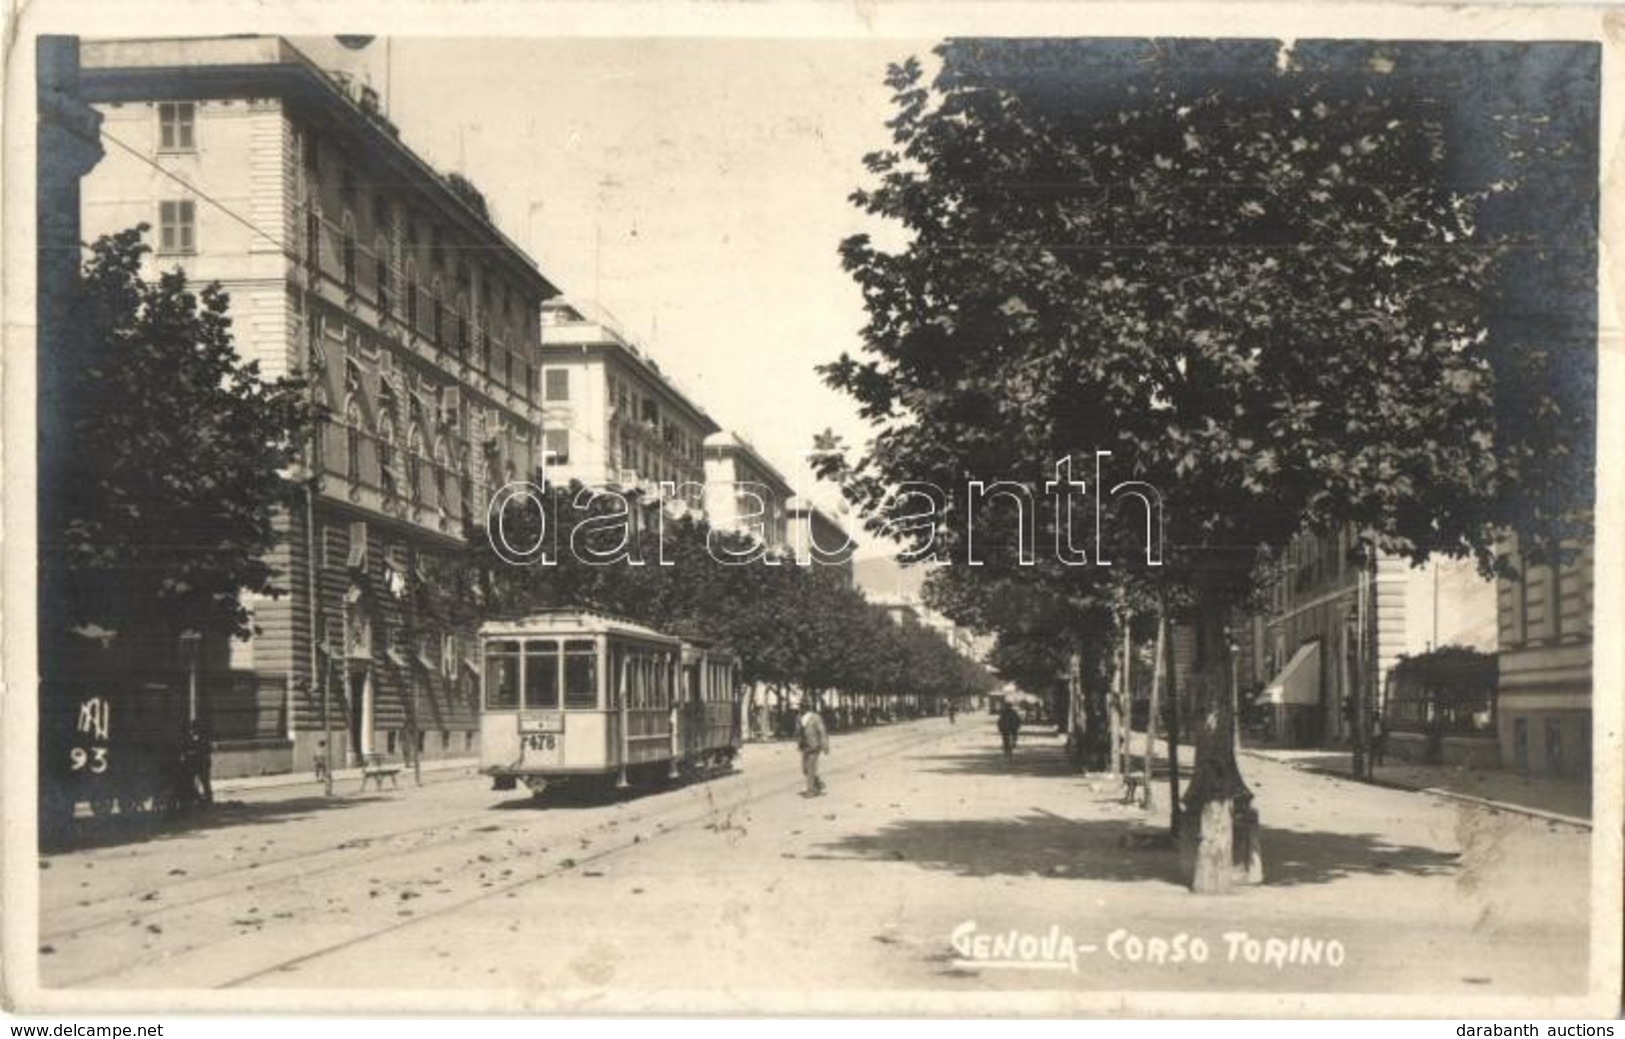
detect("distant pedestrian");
top-left (1371, 711), bottom-right (1388, 767)
top-left (947, 702), bottom-right (957, 725)
top-left (796, 702), bottom-right (830, 796)
top-left (997, 702), bottom-right (1023, 763)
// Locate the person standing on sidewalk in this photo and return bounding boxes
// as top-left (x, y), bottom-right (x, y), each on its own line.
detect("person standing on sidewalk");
top-left (797, 701), bottom-right (830, 796)
top-left (997, 702), bottom-right (1023, 764)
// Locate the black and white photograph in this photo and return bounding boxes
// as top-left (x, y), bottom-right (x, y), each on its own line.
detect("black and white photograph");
top-left (4, 0), bottom-right (1621, 1021)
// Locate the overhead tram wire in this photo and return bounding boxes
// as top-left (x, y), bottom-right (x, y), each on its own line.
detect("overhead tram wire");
top-left (93, 124), bottom-right (291, 259)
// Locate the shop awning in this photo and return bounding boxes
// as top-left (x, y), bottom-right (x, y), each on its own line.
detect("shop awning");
top-left (1265, 641), bottom-right (1321, 706)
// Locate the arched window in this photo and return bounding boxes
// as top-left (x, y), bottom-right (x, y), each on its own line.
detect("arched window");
top-left (378, 414), bottom-right (398, 497)
top-left (432, 437), bottom-right (449, 514)
top-left (312, 384), bottom-right (331, 475)
top-left (460, 445), bottom-right (475, 523)
top-left (431, 277), bottom-right (445, 348)
top-left (406, 424), bottom-right (424, 502)
top-left (344, 396), bottom-right (364, 481)
top-left (306, 200), bottom-right (322, 271)
top-left (341, 211), bottom-right (358, 291)
top-left (479, 454), bottom-right (495, 508)
top-left (374, 232), bottom-right (391, 315)
top-left (405, 259), bottom-right (420, 331)
top-left (307, 308), bottom-right (326, 371)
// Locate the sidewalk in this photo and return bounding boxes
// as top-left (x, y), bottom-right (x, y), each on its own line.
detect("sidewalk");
top-left (213, 756), bottom-right (479, 795)
top-left (1241, 744), bottom-right (1591, 828)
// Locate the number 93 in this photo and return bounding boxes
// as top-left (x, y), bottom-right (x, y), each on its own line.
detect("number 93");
top-left (69, 746), bottom-right (109, 773)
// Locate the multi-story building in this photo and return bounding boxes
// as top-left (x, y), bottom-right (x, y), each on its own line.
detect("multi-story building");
top-left (787, 496), bottom-right (855, 582)
top-left (1245, 529), bottom-right (1406, 748)
top-left (1246, 528), bottom-right (1497, 761)
top-left (702, 432), bottom-right (794, 553)
top-left (79, 36), bottom-right (555, 776)
top-left (1495, 534), bottom-right (1594, 779)
top-left (537, 301), bottom-right (718, 509)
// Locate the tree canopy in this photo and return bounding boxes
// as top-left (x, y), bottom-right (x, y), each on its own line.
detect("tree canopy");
top-left (817, 38), bottom-right (1595, 891)
top-left (462, 482), bottom-right (993, 706)
top-left (42, 226), bottom-right (313, 655)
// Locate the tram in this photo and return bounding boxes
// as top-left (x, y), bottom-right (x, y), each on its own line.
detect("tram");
top-left (39, 671), bottom-right (195, 842)
top-left (479, 610), bottom-right (742, 797)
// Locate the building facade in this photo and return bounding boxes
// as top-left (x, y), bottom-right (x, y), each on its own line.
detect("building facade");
top-left (1246, 529), bottom-right (1408, 748)
top-left (1495, 534), bottom-right (1594, 779)
top-left (787, 496), bottom-right (855, 583)
top-left (537, 302), bottom-right (718, 509)
top-left (1242, 528), bottom-right (1497, 764)
top-left (702, 432), bottom-right (794, 553)
top-left (79, 37), bottom-right (555, 776)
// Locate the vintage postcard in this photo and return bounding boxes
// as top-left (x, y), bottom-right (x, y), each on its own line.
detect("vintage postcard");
top-left (3, 0), bottom-right (1621, 1019)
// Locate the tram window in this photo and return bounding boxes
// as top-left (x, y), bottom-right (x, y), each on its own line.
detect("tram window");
top-left (563, 640), bottom-right (598, 709)
top-left (632, 655), bottom-right (648, 710)
top-left (524, 639), bottom-right (560, 710)
top-left (485, 641), bottom-right (520, 709)
top-left (653, 656), bottom-right (670, 709)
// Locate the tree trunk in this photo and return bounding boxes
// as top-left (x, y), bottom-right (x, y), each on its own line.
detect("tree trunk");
top-left (1142, 611), bottom-right (1164, 812)
top-left (1109, 617), bottom-right (1127, 777)
top-left (1182, 589), bottom-right (1259, 894)
top-left (1165, 616), bottom-right (1181, 835)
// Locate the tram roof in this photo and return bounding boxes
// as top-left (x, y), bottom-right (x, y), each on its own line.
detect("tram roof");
top-left (479, 609), bottom-right (681, 644)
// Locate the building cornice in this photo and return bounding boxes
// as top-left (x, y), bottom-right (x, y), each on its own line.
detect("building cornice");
top-left (539, 337), bottom-right (721, 435)
top-left (80, 51), bottom-right (557, 302)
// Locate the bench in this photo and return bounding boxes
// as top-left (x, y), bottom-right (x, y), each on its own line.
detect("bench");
top-left (359, 753), bottom-right (402, 792)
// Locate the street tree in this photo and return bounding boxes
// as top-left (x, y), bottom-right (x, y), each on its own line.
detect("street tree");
top-left (820, 40), bottom-right (1582, 892)
top-left (464, 481), bottom-right (992, 718)
top-left (43, 226), bottom-right (313, 664)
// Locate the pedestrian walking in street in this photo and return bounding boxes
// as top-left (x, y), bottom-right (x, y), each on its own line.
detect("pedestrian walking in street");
top-left (796, 701), bottom-right (830, 796)
top-left (997, 702), bottom-right (1023, 764)
top-left (1371, 710), bottom-right (1388, 767)
top-left (947, 702), bottom-right (957, 725)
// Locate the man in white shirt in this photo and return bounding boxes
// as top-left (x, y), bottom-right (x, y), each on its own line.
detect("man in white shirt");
top-left (796, 702), bottom-right (830, 796)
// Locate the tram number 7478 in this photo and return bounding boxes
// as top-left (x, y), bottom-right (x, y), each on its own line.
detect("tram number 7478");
top-left (522, 733), bottom-right (558, 752)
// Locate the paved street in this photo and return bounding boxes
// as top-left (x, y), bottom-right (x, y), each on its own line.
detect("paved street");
top-left (36, 717), bottom-right (1589, 1009)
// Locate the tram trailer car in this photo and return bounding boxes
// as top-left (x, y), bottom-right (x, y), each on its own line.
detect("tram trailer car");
top-left (479, 611), bottom-right (742, 798)
top-left (39, 674), bottom-right (192, 841)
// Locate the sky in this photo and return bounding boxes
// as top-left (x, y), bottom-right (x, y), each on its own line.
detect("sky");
top-left (296, 36), bottom-right (934, 562)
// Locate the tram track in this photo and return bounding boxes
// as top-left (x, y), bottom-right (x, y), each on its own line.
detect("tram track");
top-left (42, 802), bottom-right (510, 939)
top-left (43, 719), bottom-right (958, 989)
top-left (219, 720), bottom-right (957, 989)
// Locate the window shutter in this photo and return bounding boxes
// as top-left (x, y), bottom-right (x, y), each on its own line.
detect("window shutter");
top-left (347, 520), bottom-right (368, 568)
top-left (441, 386), bottom-right (460, 429)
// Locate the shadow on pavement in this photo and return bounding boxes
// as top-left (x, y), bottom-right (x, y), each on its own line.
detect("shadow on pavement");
top-left (812, 760), bottom-right (1462, 891)
top-left (814, 812), bottom-right (1465, 889)
top-left (914, 741), bottom-right (1081, 780)
top-left (811, 811), bottom-right (1187, 885)
top-left (41, 794), bottom-right (384, 854)
top-left (489, 767), bottom-right (747, 811)
top-left (1259, 826), bottom-right (1462, 886)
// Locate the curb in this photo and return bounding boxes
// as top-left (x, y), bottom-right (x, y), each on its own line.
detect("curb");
top-left (1242, 749), bottom-right (1592, 831)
